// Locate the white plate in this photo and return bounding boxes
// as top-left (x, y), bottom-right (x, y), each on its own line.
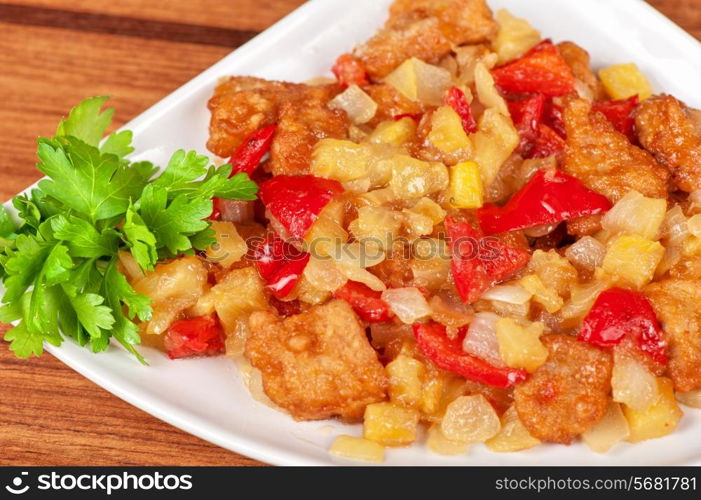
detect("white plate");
top-left (5, 0), bottom-right (701, 466)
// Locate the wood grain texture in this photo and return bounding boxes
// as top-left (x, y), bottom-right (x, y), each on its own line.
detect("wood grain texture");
top-left (0, 0), bottom-right (699, 467)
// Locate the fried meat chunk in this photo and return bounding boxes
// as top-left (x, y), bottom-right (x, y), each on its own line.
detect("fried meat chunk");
top-left (514, 334), bottom-right (612, 444)
top-left (269, 85), bottom-right (350, 176)
top-left (635, 95), bottom-right (701, 193)
top-left (365, 83), bottom-right (425, 126)
top-left (556, 41), bottom-right (605, 100)
top-left (207, 77), bottom-right (298, 158)
top-left (245, 300), bottom-right (387, 420)
top-left (645, 279), bottom-right (701, 392)
top-left (563, 97), bottom-right (669, 201)
top-left (355, 0), bottom-right (497, 79)
top-left (207, 77), bottom-right (349, 174)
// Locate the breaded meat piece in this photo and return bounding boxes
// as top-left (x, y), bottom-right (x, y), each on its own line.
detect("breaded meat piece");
top-left (365, 83), bottom-right (425, 126)
top-left (207, 78), bottom-right (348, 171)
top-left (514, 334), bottom-right (612, 444)
top-left (566, 214), bottom-right (603, 237)
top-left (245, 300), bottom-right (387, 420)
top-left (207, 76), bottom-right (299, 158)
top-left (556, 42), bottom-right (605, 100)
top-left (563, 97), bottom-right (669, 201)
top-left (635, 95), bottom-right (701, 193)
top-left (355, 0), bottom-right (497, 79)
top-left (645, 279), bottom-right (701, 392)
top-left (269, 85), bottom-right (350, 176)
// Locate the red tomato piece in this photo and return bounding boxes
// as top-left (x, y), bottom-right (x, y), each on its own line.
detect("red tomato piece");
top-left (507, 93), bottom-right (546, 154)
top-left (258, 175), bottom-right (344, 240)
top-left (592, 95), bottom-right (639, 143)
top-left (491, 40), bottom-right (575, 97)
top-left (445, 217), bottom-right (530, 303)
top-left (579, 287), bottom-right (667, 366)
top-left (477, 169), bottom-right (612, 235)
top-left (333, 280), bottom-right (394, 323)
top-left (164, 315), bottom-right (225, 360)
top-left (445, 87), bottom-right (478, 134)
top-left (526, 123), bottom-right (566, 159)
top-left (413, 322), bottom-right (529, 388)
top-left (252, 235), bottom-right (310, 299)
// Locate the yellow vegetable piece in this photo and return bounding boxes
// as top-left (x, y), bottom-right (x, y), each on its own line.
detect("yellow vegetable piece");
top-left (329, 435), bottom-right (385, 463)
top-left (388, 155), bottom-right (449, 199)
top-left (369, 118), bottom-right (417, 147)
top-left (311, 138), bottom-right (372, 182)
top-left (519, 274), bottom-right (563, 313)
top-left (420, 372), bottom-right (446, 417)
top-left (449, 161), bottom-right (483, 209)
top-left (495, 318), bottom-right (548, 373)
top-left (486, 406), bottom-right (540, 452)
top-left (386, 354), bottom-right (426, 408)
top-left (624, 377), bottom-right (683, 443)
top-left (599, 63), bottom-right (653, 100)
top-left (602, 234), bottom-right (664, 289)
top-left (427, 423), bottom-right (469, 456)
top-left (470, 108), bottom-right (519, 188)
top-left (205, 221), bottom-right (247, 269)
top-left (384, 57), bottom-right (452, 105)
top-left (363, 402), bottom-right (420, 446)
top-left (494, 9), bottom-right (541, 63)
top-left (428, 106), bottom-right (472, 154)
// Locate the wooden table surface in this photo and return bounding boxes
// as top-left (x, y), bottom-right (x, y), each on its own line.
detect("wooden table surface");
top-left (0, 0), bottom-right (699, 467)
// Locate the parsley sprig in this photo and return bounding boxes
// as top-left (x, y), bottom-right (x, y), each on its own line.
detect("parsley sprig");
top-left (0, 97), bottom-right (258, 363)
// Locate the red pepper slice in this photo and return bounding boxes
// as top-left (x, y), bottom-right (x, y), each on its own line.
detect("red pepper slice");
top-left (507, 93), bottom-right (546, 154)
top-left (526, 123), bottom-right (566, 159)
top-left (259, 175), bottom-right (344, 240)
top-left (393, 113), bottom-right (423, 122)
top-left (592, 95), bottom-right (639, 143)
top-left (579, 287), bottom-right (667, 366)
top-left (230, 124), bottom-right (277, 176)
top-left (164, 315), bottom-right (225, 360)
top-left (445, 87), bottom-right (478, 134)
top-left (209, 125), bottom-right (277, 220)
top-left (333, 280), bottom-right (394, 323)
top-left (543, 99), bottom-right (567, 139)
top-left (491, 40), bottom-right (575, 97)
top-left (413, 322), bottom-right (528, 388)
top-left (252, 235), bottom-right (310, 298)
top-left (445, 217), bottom-right (530, 303)
top-left (332, 53), bottom-right (369, 88)
top-left (477, 169), bottom-right (612, 235)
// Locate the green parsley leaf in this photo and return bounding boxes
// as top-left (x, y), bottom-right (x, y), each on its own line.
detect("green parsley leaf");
top-left (37, 137), bottom-right (156, 222)
top-left (122, 204), bottom-right (158, 271)
top-left (2, 96), bottom-right (260, 363)
top-left (51, 214), bottom-right (120, 259)
top-left (138, 184), bottom-right (210, 256)
top-left (56, 95), bottom-right (113, 147)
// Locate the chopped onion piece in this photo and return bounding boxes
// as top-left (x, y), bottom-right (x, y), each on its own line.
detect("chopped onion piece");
top-left (474, 61), bottom-right (509, 116)
top-left (676, 389), bottom-right (701, 409)
top-left (565, 236), bottom-right (606, 271)
top-left (463, 312), bottom-right (504, 367)
top-left (601, 190), bottom-right (667, 240)
top-left (328, 84), bottom-right (378, 125)
top-left (481, 285), bottom-right (532, 305)
top-left (687, 214), bottom-right (701, 238)
top-left (382, 287), bottom-right (432, 324)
